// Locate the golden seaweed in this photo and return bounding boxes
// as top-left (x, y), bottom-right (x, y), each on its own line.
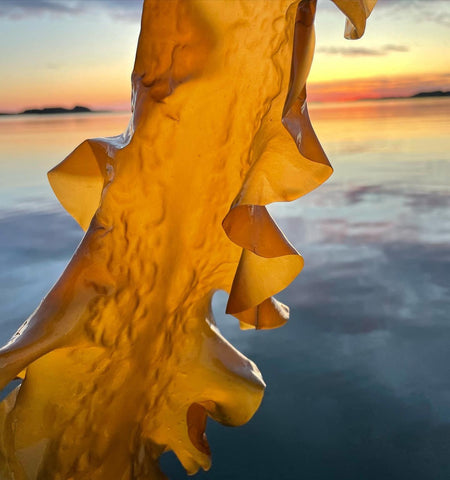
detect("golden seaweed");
top-left (0, 1), bottom-right (376, 478)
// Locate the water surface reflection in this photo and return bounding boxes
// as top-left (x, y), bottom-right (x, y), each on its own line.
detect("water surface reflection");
top-left (1, 100), bottom-right (449, 479)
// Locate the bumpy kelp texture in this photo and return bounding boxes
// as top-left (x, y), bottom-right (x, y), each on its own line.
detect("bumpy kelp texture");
top-left (0, 1), bottom-right (376, 479)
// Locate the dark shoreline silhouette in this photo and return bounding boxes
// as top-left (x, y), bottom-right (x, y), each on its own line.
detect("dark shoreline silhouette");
top-left (22, 105), bottom-right (92, 115)
top-left (0, 105), bottom-right (103, 116)
top-left (411, 90), bottom-right (449, 98)
top-left (359, 90), bottom-right (449, 102)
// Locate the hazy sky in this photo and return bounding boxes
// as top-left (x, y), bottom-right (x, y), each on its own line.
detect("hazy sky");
top-left (0, 0), bottom-right (448, 111)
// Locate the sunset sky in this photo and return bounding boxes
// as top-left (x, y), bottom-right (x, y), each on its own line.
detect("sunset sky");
top-left (0, 0), bottom-right (448, 111)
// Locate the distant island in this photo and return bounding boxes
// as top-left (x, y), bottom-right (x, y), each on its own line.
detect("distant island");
top-left (410, 90), bottom-right (449, 99)
top-left (0, 105), bottom-right (95, 116)
top-left (366, 90), bottom-right (450, 102)
top-left (21, 105), bottom-right (92, 115)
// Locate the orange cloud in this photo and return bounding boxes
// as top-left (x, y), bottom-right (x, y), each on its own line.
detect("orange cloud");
top-left (308, 73), bottom-right (450, 102)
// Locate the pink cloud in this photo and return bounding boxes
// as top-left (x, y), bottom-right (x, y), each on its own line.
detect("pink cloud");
top-left (308, 73), bottom-right (450, 102)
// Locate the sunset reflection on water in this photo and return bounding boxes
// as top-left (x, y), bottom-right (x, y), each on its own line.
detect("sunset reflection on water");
top-left (1, 98), bottom-right (449, 479)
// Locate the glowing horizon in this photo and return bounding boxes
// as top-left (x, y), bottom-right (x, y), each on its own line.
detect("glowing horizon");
top-left (1, 72), bottom-right (448, 114)
top-left (0, 0), bottom-right (448, 112)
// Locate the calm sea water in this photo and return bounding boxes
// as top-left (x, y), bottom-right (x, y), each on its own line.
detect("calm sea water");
top-left (0, 99), bottom-right (449, 479)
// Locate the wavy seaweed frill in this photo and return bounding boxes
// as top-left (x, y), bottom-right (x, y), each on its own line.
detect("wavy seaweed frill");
top-left (46, 0), bottom-right (377, 333)
top-left (223, 0), bottom-right (376, 330)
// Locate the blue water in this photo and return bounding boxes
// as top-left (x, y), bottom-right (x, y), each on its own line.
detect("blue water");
top-left (0, 100), bottom-right (449, 479)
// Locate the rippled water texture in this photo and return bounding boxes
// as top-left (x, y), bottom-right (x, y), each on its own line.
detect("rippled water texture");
top-left (1, 98), bottom-right (449, 479)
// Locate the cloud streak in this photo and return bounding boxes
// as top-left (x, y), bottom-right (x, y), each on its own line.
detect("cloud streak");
top-left (307, 72), bottom-right (450, 101)
top-left (376, 0), bottom-right (450, 27)
top-left (0, 0), bottom-right (143, 22)
top-left (2, 0), bottom-right (448, 28)
top-left (317, 44), bottom-right (409, 57)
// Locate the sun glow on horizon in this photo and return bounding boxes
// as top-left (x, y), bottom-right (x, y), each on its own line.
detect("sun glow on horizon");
top-left (0, 0), bottom-right (449, 111)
